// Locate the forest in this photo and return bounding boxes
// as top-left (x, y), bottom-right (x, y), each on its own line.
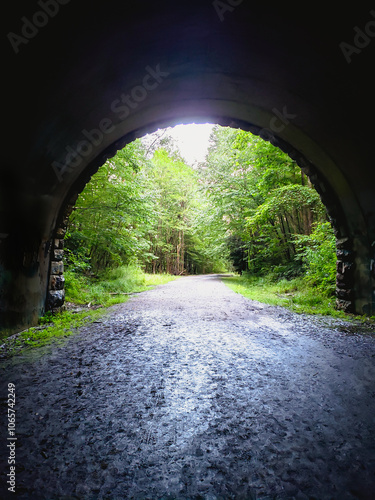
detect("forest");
top-left (64, 125), bottom-right (337, 312)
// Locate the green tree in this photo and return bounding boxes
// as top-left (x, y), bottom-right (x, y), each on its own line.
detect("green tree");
top-left (143, 147), bottom-right (228, 274)
top-left (65, 136), bottom-right (229, 278)
top-left (294, 221), bottom-right (337, 294)
top-left (65, 140), bottom-right (154, 274)
top-left (201, 126), bottom-right (332, 276)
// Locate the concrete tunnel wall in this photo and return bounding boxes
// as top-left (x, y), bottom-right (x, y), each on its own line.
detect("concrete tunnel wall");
top-left (1, 2), bottom-right (375, 333)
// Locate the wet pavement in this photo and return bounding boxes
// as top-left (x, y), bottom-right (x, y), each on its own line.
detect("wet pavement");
top-left (1, 274), bottom-right (375, 499)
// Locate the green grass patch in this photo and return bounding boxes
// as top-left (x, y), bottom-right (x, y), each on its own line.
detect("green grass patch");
top-left (65, 265), bottom-right (178, 307)
top-left (1, 309), bottom-right (106, 358)
top-left (222, 274), bottom-right (356, 319)
top-left (1, 266), bottom-right (178, 358)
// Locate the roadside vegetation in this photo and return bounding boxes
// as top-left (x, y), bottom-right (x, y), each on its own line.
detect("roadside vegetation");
top-left (5, 124), bottom-right (373, 357)
top-left (0, 268), bottom-right (177, 357)
top-left (64, 265), bottom-right (176, 307)
top-left (222, 218), bottom-right (347, 318)
top-left (223, 274), bottom-right (345, 317)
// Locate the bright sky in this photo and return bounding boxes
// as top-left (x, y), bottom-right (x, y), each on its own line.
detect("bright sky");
top-left (165, 123), bottom-right (215, 165)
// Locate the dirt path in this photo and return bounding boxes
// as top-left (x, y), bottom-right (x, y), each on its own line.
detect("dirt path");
top-left (1, 275), bottom-right (375, 499)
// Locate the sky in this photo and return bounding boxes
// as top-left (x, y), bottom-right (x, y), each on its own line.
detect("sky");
top-left (167, 123), bottom-right (215, 165)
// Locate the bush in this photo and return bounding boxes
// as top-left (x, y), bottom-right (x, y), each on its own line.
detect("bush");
top-left (64, 265), bottom-right (177, 307)
top-left (269, 261), bottom-right (304, 281)
top-left (64, 266), bottom-right (144, 306)
top-left (99, 265), bottom-right (147, 293)
top-left (294, 221), bottom-right (336, 295)
top-left (64, 269), bottom-right (90, 303)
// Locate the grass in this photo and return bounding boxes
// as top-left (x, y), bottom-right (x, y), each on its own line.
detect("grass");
top-left (4, 267), bottom-right (373, 358)
top-left (0, 266), bottom-right (178, 358)
top-left (64, 265), bottom-right (177, 307)
top-left (0, 309), bottom-right (106, 358)
top-left (222, 273), bottom-right (375, 321)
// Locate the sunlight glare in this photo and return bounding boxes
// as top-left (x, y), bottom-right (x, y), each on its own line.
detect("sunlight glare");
top-left (168, 123), bottom-right (214, 166)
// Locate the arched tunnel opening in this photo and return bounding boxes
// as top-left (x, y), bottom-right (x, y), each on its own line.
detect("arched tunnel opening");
top-left (1, 107), bottom-right (374, 335)
top-left (47, 121), bottom-right (347, 320)
top-left (2, 6), bottom-right (375, 497)
top-left (1, 3), bottom-right (375, 334)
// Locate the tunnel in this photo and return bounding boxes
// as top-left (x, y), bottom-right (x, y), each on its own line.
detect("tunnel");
top-left (1, 2), bottom-right (375, 334)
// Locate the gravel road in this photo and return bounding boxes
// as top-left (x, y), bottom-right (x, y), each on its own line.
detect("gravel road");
top-left (1, 274), bottom-right (375, 499)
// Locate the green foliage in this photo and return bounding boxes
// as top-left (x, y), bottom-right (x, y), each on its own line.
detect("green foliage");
top-left (66, 126), bottom-right (331, 282)
top-left (223, 274), bottom-right (345, 317)
top-left (0, 309), bottom-right (106, 357)
top-left (201, 126), bottom-right (331, 276)
top-left (65, 266), bottom-right (177, 307)
top-left (65, 140), bottom-right (154, 274)
top-left (65, 138), bottom-right (229, 278)
top-left (245, 184), bottom-right (327, 272)
top-left (294, 221), bottom-right (337, 294)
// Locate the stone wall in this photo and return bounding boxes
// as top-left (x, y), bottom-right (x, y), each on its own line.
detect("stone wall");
top-left (336, 237), bottom-right (355, 313)
top-left (46, 196), bottom-right (78, 313)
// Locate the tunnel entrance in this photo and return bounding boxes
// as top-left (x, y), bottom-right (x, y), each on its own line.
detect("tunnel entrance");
top-left (46, 123), bottom-right (351, 319)
top-left (2, 4), bottom-right (375, 334)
